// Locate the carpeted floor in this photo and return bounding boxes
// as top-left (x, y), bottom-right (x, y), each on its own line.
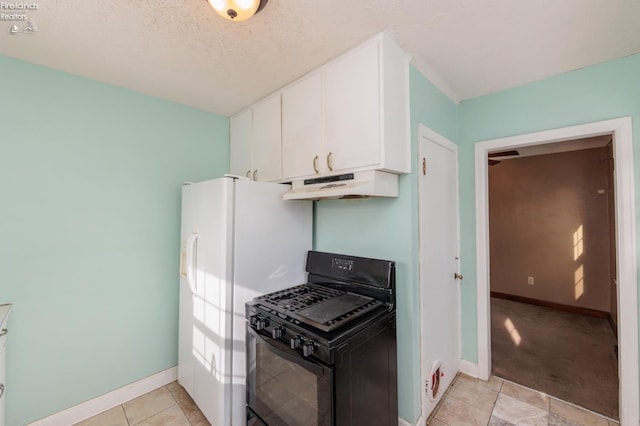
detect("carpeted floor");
top-left (491, 297), bottom-right (619, 420)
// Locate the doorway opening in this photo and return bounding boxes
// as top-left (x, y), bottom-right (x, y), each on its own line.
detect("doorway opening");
top-left (474, 118), bottom-right (638, 424)
top-left (487, 136), bottom-right (618, 418)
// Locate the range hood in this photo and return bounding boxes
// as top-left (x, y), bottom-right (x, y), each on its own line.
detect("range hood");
top-left (283, 170), bottom-right (398, 200)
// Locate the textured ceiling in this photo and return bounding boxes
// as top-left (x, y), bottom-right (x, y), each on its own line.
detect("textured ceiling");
top-left (2, 0), bottom-right (640, 116)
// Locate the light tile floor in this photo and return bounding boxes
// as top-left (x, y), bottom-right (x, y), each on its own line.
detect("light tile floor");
top-left (427, 374), bottom-right (619, 426)
top-left (75, 382), bottom-right (210, 426)
top-left (75, 374), bottom-right (617, 426)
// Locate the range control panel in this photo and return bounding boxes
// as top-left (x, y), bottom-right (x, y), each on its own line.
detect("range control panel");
top-left (332, 258), bottom-right (354, 272)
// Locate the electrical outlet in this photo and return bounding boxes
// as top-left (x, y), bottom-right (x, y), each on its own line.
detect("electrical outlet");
top-left (527, 276), bottom-right (534, 285)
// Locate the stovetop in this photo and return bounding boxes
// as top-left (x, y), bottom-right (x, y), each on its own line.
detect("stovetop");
top-left (253, 283), bottom-right (385, 333)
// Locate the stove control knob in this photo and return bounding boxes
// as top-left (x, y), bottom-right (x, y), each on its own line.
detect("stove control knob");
top-left (290, 335), bottom-right (303, 350)
top-left (272, 326), bottom-right (284, 339)
top-left (249, 314), bottom-right (258, 327)
top-left (302, 341), bottom-right (316, 358)
top-left (256, 316), bottom-right (269, 331)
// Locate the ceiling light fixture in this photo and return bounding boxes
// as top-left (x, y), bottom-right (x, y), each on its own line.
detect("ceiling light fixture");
top-left (208, 0), bottom-right (268, 22)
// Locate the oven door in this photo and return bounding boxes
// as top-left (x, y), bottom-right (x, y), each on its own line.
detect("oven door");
top-left (247, 327), bottom-right (333, 426)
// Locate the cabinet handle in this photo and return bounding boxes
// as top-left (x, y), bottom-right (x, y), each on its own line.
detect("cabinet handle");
top-left (327, 152), bottom-right (333, 171)
top-left (313, 156), bottom-right (319, 174)
top-left (0, 384), bottom-right (4, 401)
top-left (245, 170), bottom-right (251, 178)
top-left (253, 170), bottom-right (257, 181)
top-left (0, 328), bottom-right (6, 337)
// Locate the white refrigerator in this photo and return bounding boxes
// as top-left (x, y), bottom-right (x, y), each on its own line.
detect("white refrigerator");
top-left (178, 176), bottom-right (312, 425)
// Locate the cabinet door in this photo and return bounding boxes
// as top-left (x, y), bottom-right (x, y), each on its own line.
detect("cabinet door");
top-left (324, 40), bottom-right (381, 172)
top-left (251, 94), bottom-right (282, 182)
top-left (230, 109), bottom-right (252, 178)
top-left (282, 73), bottom-right (323, 179)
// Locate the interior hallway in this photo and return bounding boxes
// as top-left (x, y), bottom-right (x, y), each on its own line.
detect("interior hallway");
top-left (491, 297), bottom-right (618, 419)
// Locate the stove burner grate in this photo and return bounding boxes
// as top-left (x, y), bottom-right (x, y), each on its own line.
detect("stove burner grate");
top-left (261, 284), bottom-right (343, 312)
top-left (256, 283), bottom-right (385, 332)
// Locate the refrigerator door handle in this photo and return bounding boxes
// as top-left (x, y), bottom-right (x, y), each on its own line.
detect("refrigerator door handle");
top-left (186, 233), bottom-right (199, 294)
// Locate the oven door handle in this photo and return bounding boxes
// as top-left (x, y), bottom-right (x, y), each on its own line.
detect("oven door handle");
top-left (248, 327), bottom-right (325, 377)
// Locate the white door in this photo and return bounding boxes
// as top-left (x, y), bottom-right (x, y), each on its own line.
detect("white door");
top-left (178, 183), bottom-right (201, 396)
top-left (179, 178), bottom-right (234, 426)
top-left (178, 260), bottom-right (195, 395)
top-left (418, 125), bottom-right (460, 419)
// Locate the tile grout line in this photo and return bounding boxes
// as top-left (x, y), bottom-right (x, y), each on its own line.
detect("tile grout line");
top-left (485, 378), bottom-right (505, 426)
top-left (164, 384), bottom-right (195, 426)
top-left (78, 383), bottom-right (206, 426)
top-left (429, 373), bottom-right (618, 426)
top-left (126, 386), bottom-right (180, 426)
top-left (495, 375), bottom-right (619, 424)
top-left (121, 403), bottom-right (131, 426)
top-left (121, 400), bottom-right (131, 426)
top-left (166, 382), bottom-right (201, 426)
top-left (429, 372), bottom-right (459, 425)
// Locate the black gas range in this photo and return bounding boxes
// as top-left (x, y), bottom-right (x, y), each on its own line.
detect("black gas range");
top-left (246, 251), bottom-right (398, 426)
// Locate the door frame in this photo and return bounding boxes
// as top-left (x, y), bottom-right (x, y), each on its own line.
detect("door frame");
top-left (417, 123), bottom-right (461, 424)
top-left (474, 117), bottom-right (638, 424)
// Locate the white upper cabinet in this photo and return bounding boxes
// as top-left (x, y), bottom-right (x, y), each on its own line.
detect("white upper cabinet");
top-left (324, 39), bottom-right (381, 173)
top-left (230, 108), bottom-right (252, 178)
top-left (251, 94), bottom-right (282, 182)
top-left (229, 94), bottom-right (282, 182)
top-left (230, 32), bottom-right (410, 182)
top-left (284, 32), bottom-right (410, 180)
top-left (282, 73), bottom-right (323, 177)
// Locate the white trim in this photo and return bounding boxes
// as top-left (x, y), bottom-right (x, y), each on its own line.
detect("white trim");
top-left (398, 417), bottom-right (414, 426)
top-left (27, 367), bottom-right (178, 426)
top-left (474, 138), bottom-right (492, 381)
top-left (474, 117), bottom-right (639, 425)
top-left (458, 359), bottom-right (479, 378)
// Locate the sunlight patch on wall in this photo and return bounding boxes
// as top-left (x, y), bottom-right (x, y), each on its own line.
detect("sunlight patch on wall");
top-left (573, 224), bottom-right (584, 261)
top-left (504, 318), bottom-right (522, 346)
top-left (574, 264), bottom-right (584, 300)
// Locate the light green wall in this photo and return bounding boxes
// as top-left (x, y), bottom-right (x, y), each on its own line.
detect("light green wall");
top-left (457, 53), bottom-right (640, 361)
top-left (6, 45), bottom-right (637, 426)
top-left (314, 65), bottom-right (458, 423)
top-left (0, 56), bottom-right (229, 426)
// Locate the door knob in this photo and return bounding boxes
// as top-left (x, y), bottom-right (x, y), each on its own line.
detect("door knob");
top-left (454, 273), bottom-right (463, 280)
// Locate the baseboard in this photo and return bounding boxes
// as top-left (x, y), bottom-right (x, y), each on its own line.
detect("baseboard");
top-left (458, 359), bottom-right (479, 378)
top-left (608, 314), bottom-right (618, 338)
top-left (27, 366), bottom-right (178, 426)
top-left (490, 292), bottom-right (609, 319)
